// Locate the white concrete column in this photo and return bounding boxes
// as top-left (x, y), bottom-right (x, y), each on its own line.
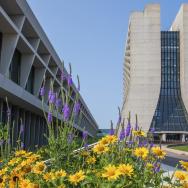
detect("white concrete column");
top-left (162, 133), bottom-right (166, 142)
top-left (182, 134), bottom-right (185, 142)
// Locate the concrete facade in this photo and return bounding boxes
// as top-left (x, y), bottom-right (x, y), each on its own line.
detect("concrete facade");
top-left (121, 4), bottom-right (188, 142)
top-left (0, 0), bottom-right (98, 149)
top-left (122, 4), bottom-right (161, 132)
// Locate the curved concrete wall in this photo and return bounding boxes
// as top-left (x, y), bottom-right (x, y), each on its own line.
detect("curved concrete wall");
top-left (121, 4), bottom-right (161, 132)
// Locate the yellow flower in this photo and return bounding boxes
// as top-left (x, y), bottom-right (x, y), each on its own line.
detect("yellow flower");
top-left (81, 151), bottom-right (90, 157)
top-left (55, 169), bottom-right (67, 177)
top-left (0, 167), bottom-right (8, 176)
top-left (8, 157), bottom-right (21, 166)
top-left (132, 130), bottom-right (146, 137)
top-left (15, 150), bottom-right (27, 157)
top-left (146, 163), bottom-right (153, 169)
top-left (9, 171), bottom-right (23, 188)
top-left (43, 172), bottom-right (56, 181)
top-left (32, 161), bottom-right (46, 174)
top-left (27, 183), bottom-right (39, 188)
top-left (152, 147), bottom-right (166, 159)
top-left (99, 135), bottom-right (118, 145)
top-left (174, 171), bottom-right (188, 182)
top-left (92, 143), bottom-right (109, 154)
top-left (19, 179), bottom-right (31, 188)
top-left (102, 165), bottom-right (120, 181)
top-left (180, 161), bottom-right (188, 171)
top-left (134, 147), bottom-right (149, 160)
top-left (117, 164), bottom-right (133, 177)
top-left (69, 170), bottom-right (85, 185)
top-left (0, 176), bottom-right (6, 187)
top-left (58, 185), bottom-right (66, 188)
top-left (86, 156), bottom-right (96, 164)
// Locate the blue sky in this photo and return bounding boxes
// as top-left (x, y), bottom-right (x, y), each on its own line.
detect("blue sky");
top-left (27, 0), bottom-right (188, 129)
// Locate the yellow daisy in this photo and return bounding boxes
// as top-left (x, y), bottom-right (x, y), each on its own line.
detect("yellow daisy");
top-left (174, 171), bottom-right (188, 182)
top-left (151, 147), bottom-right (166, 159)
top-left (32, 161), bottom-right (46, 174)
top-left (102, 165), bottom-right (120, 181)
top-left (55, 169), bottom-right (67, 177)
top-left (15, 150), bottom-right (27, 157)
top-left (180, 160), bottom-right (188, 171)
top-left (92, 143), bottom-right (109, 154)
top-left (134, 147), bottom-right (149, 160)
top-left (132, 130), bottom-right (146, 137)
top-left (117, 164), bottom-right (134, 177)
top-left (69, 170), bottom-right (85, 185)
top-left (86, 156), bottom-right (96, 165)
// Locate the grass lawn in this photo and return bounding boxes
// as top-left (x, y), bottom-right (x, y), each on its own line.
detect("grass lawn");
top-left (170, 145), bottom-right (188, 152)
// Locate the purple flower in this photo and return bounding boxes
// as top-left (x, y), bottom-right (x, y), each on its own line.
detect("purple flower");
top-left (125, 123), bottom-right (131, 137)
top-left (109, 128), bottom-right (114, 136)
top-left (48, 112), bottom-right (53, 123)
top-left (40, 86), bottom-right (45, 96)
top-left (73, 102), bottom-right (81, 115)
top-left (150, 127), bottom-right (155, 133)
top-left (61, 71), bottom-right (66, 81)
top-left (77, 85), bottom-right (80, 92)
top-left (62, 104), bottom-right (70, 121)
top-left (119, 129), bottom-right (125, 141)
top-left (127, 140), bottom-right (134, 147)
top-left (49, 92), bottom-right (56, 104)
top-left (67, 74), bottom-right (73, 86)
top-left (55, 98), bottom-right (62, 108)
top-left (82, 130), bottom-right (88, 140)
top-left (84, 143), bottom-right (88, 148)
top-left (153, 163), bottom-right (160, 173)
top-left (150, 142), bottom-right (154, 148)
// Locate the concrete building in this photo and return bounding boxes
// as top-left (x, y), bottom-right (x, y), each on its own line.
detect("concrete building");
top-left (122, 4), bottom-right (188, 142)
top-left (0, 0), bottom-right (98, 149)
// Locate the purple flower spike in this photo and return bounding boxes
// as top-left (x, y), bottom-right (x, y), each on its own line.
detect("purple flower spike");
top-left (153, 163), bottom-right (160, 173)
top-left (125, 123), bottom-right (131, 137)
top-left (119, 129), bottom-right (125, 141)
top-left (109, 128), bottom-right (114, 136)
top-left (150, 127), bottom-right (155, 133)
top-left (49, 92), bottom-right (56, 104)
top-left (62, 104), bottom-right (70, 121)
top-left (48, 112), bottom-right (53, 123)
top-left (82, 130), bottom-right (88, 140)
top-left (40, 86), bottom-right (45, 96)
top-left (61, 71), bottom-right (66, 81)
top-left (67, 74), bottom-right (73, 86)
top-left (74, 102), bottom-right (81, 115)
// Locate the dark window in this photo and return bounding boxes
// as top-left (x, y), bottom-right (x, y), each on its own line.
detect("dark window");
top-left (26, 66), bottom-right (35, 94)
top-left (151, 31), bottom-right (188, 132)
top-left (9, 49), bottom-right (21, 85)
top-left (0, 32), bottom-right (2, 62)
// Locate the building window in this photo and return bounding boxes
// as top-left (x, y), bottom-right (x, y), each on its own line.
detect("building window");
top-left (26, 66), bottom-right (35, 94)
top-left (0, 32), bottom-right (2, 63)
top-left (9, 49), bottom-right (21, 85)
top-left (151, 31), bottom-right (188, 132)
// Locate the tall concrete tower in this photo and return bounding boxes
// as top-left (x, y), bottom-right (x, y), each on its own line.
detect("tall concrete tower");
top-left (122, 4), bottom-right (188, 142)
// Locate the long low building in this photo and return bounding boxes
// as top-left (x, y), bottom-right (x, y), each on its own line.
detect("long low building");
top-left (0, 0), bottom-right (98, 149)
